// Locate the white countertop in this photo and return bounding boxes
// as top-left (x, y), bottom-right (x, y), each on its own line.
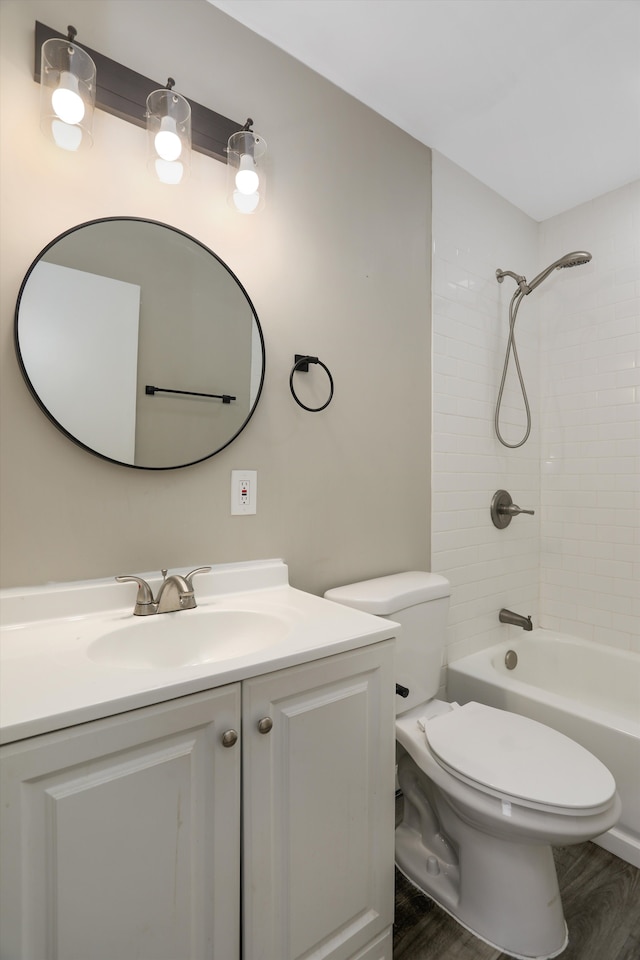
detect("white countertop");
top-left (0, 560), bottom-right (397, 745)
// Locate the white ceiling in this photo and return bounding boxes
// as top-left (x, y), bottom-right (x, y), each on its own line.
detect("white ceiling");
top-left (208, 0), bottom-right (640, 221)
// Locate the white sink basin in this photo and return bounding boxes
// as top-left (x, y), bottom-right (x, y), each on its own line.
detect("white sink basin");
top-left (1, 560), bottom-right (398, 745)
top-left (87, 609), bottom-right (290, 669)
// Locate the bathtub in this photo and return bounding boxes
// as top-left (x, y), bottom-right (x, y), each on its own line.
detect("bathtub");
top-left (446, 629), bottom-right (640, 868)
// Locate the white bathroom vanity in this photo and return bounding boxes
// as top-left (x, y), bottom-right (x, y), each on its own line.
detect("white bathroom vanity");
top-left (0, 560), bottom-right (397, 960)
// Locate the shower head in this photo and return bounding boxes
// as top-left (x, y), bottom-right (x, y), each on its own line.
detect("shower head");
top-left (496, 251), bottom-right (591, 295)
top-left (557, 251), bottom-right (592, 269)
top-left (526, 251), bottom-right (592, 293)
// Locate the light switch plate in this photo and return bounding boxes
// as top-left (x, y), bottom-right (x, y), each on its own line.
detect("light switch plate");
top-left (231, 470), bottom-right (257, 515)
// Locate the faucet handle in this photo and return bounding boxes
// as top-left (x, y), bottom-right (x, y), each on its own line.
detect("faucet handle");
top-left (115, 575), bottom-right (154, 601)
top-left (491, 490), bottom-right (535, 528)
top-left (115, 575), bottom-right (156, 615)
top-left (184, 566), bottom-right (212, 587)
top-left (503, 503), bottom-right (535, 517)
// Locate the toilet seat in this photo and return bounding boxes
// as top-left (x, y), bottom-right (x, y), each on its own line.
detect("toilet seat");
top-left (422, 702), bottom-right (616, 812)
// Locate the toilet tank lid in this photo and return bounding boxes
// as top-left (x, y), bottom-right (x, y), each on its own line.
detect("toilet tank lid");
top-left (324, 571), bottom-right (450, 615)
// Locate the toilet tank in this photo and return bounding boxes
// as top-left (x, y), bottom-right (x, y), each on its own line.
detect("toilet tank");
top-left (324, 572), bottom-right (451, 715)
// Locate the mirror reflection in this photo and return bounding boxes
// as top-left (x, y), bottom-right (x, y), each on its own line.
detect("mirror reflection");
top-left (15, 218), bottom-right (265, 469)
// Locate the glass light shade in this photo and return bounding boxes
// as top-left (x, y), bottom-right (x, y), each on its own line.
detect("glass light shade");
top-left (235, 154), bottom-right (259, 195)
top-left (155, 158), bottom-right (184, 185)
top-left (227, 130), bottom-right (267, 213)
top-left (146, 88), bottom-right (191, 184)
top-left (40, 38), bottom-right (96, 151)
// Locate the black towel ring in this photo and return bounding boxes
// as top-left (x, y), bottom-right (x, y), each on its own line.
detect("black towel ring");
top-left (289, 354), bottom-right (334, 412)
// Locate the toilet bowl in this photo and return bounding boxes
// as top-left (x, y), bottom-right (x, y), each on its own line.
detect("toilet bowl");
top-left (325, 572), bottom-right (621, 960)
top-left (396, 700), bottom-right (620, 958)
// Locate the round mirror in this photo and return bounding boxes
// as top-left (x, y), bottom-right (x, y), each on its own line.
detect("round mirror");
top-left (14, 217), bottom-right (265, 469)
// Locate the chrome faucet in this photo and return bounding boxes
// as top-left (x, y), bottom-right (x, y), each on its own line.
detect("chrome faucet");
top-left (499, 608), bottom-right (533, 631)
top-left (116, 567), bottom-right (211, 615)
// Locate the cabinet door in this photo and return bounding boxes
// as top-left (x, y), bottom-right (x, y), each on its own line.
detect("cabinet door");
top-left (243, 641), bottom-right (395, 960)
top-left (0, 686), bottom-right (241, 960)
top-left (350, 930), bottom-right (393, 960)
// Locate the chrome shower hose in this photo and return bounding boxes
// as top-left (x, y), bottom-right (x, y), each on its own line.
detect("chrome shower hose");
top-left (495, 287), bottom-right (531, 449)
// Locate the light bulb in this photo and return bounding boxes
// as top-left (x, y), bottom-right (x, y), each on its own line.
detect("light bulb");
top-left (155, 158), bottom-right (184, 185)
top-left (51, 71), bottom-right (85, 125)
top-left (235, 154), bottom-right (259, 195)
top-left (51, 119), bottom-right (83, 151)
top-left (233, 190), bottom-right (260, 214)
top-left (154, 116), bottom-right (182, 162)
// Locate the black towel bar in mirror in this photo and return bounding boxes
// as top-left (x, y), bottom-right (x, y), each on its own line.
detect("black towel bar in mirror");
top-left (145, 385), bottom-right (236, 403)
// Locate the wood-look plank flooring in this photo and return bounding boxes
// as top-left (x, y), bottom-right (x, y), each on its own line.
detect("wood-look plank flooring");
top-left (393, 806), bottom-right (640, 960)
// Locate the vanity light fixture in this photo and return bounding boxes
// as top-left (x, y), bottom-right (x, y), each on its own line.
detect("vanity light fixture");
top-left (227, 121), bottom-right (267, 214)
top-left (146, 79), bottom-right (191, 185)
top-left (34, 22), bottom-right (266, 210)
top-left (39, 26), bottom-right (96, 151)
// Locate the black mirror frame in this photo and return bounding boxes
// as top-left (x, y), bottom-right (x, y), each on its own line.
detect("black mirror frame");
top-left (14, 217), bottom-right (266, 470)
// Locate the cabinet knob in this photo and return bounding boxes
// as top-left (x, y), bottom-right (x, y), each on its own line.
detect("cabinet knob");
top-left (257, 717), bottom-right (273, 734)
top-left (222, 729), bottom-right (238, 748)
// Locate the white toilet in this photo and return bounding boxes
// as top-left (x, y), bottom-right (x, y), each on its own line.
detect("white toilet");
top-left (325, 572), bottom-right (621, 960)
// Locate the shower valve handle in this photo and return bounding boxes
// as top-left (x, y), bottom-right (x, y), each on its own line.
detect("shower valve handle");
top-left (501, 503), bottom-right (534, 517)
top-left (491, 490), bottom-right (535, 529)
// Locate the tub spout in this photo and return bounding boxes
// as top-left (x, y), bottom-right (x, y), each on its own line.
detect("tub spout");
top-left (499, 608), bottom-right (533, 631)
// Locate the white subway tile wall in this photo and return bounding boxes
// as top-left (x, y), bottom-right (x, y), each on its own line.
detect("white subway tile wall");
top-left (432, 153), bottom-right (540, 662)
top-left (539, 182), bottom-right (640, 651)
top-left (432, 153), bottom-right (639, 663)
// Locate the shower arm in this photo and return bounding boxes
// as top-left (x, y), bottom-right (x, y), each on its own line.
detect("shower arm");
top-left (496, 269), bottom-right (526, 289)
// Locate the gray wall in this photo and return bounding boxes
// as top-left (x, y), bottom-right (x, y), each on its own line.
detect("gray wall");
top-left (0, 0), bottom-right (432, 595)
